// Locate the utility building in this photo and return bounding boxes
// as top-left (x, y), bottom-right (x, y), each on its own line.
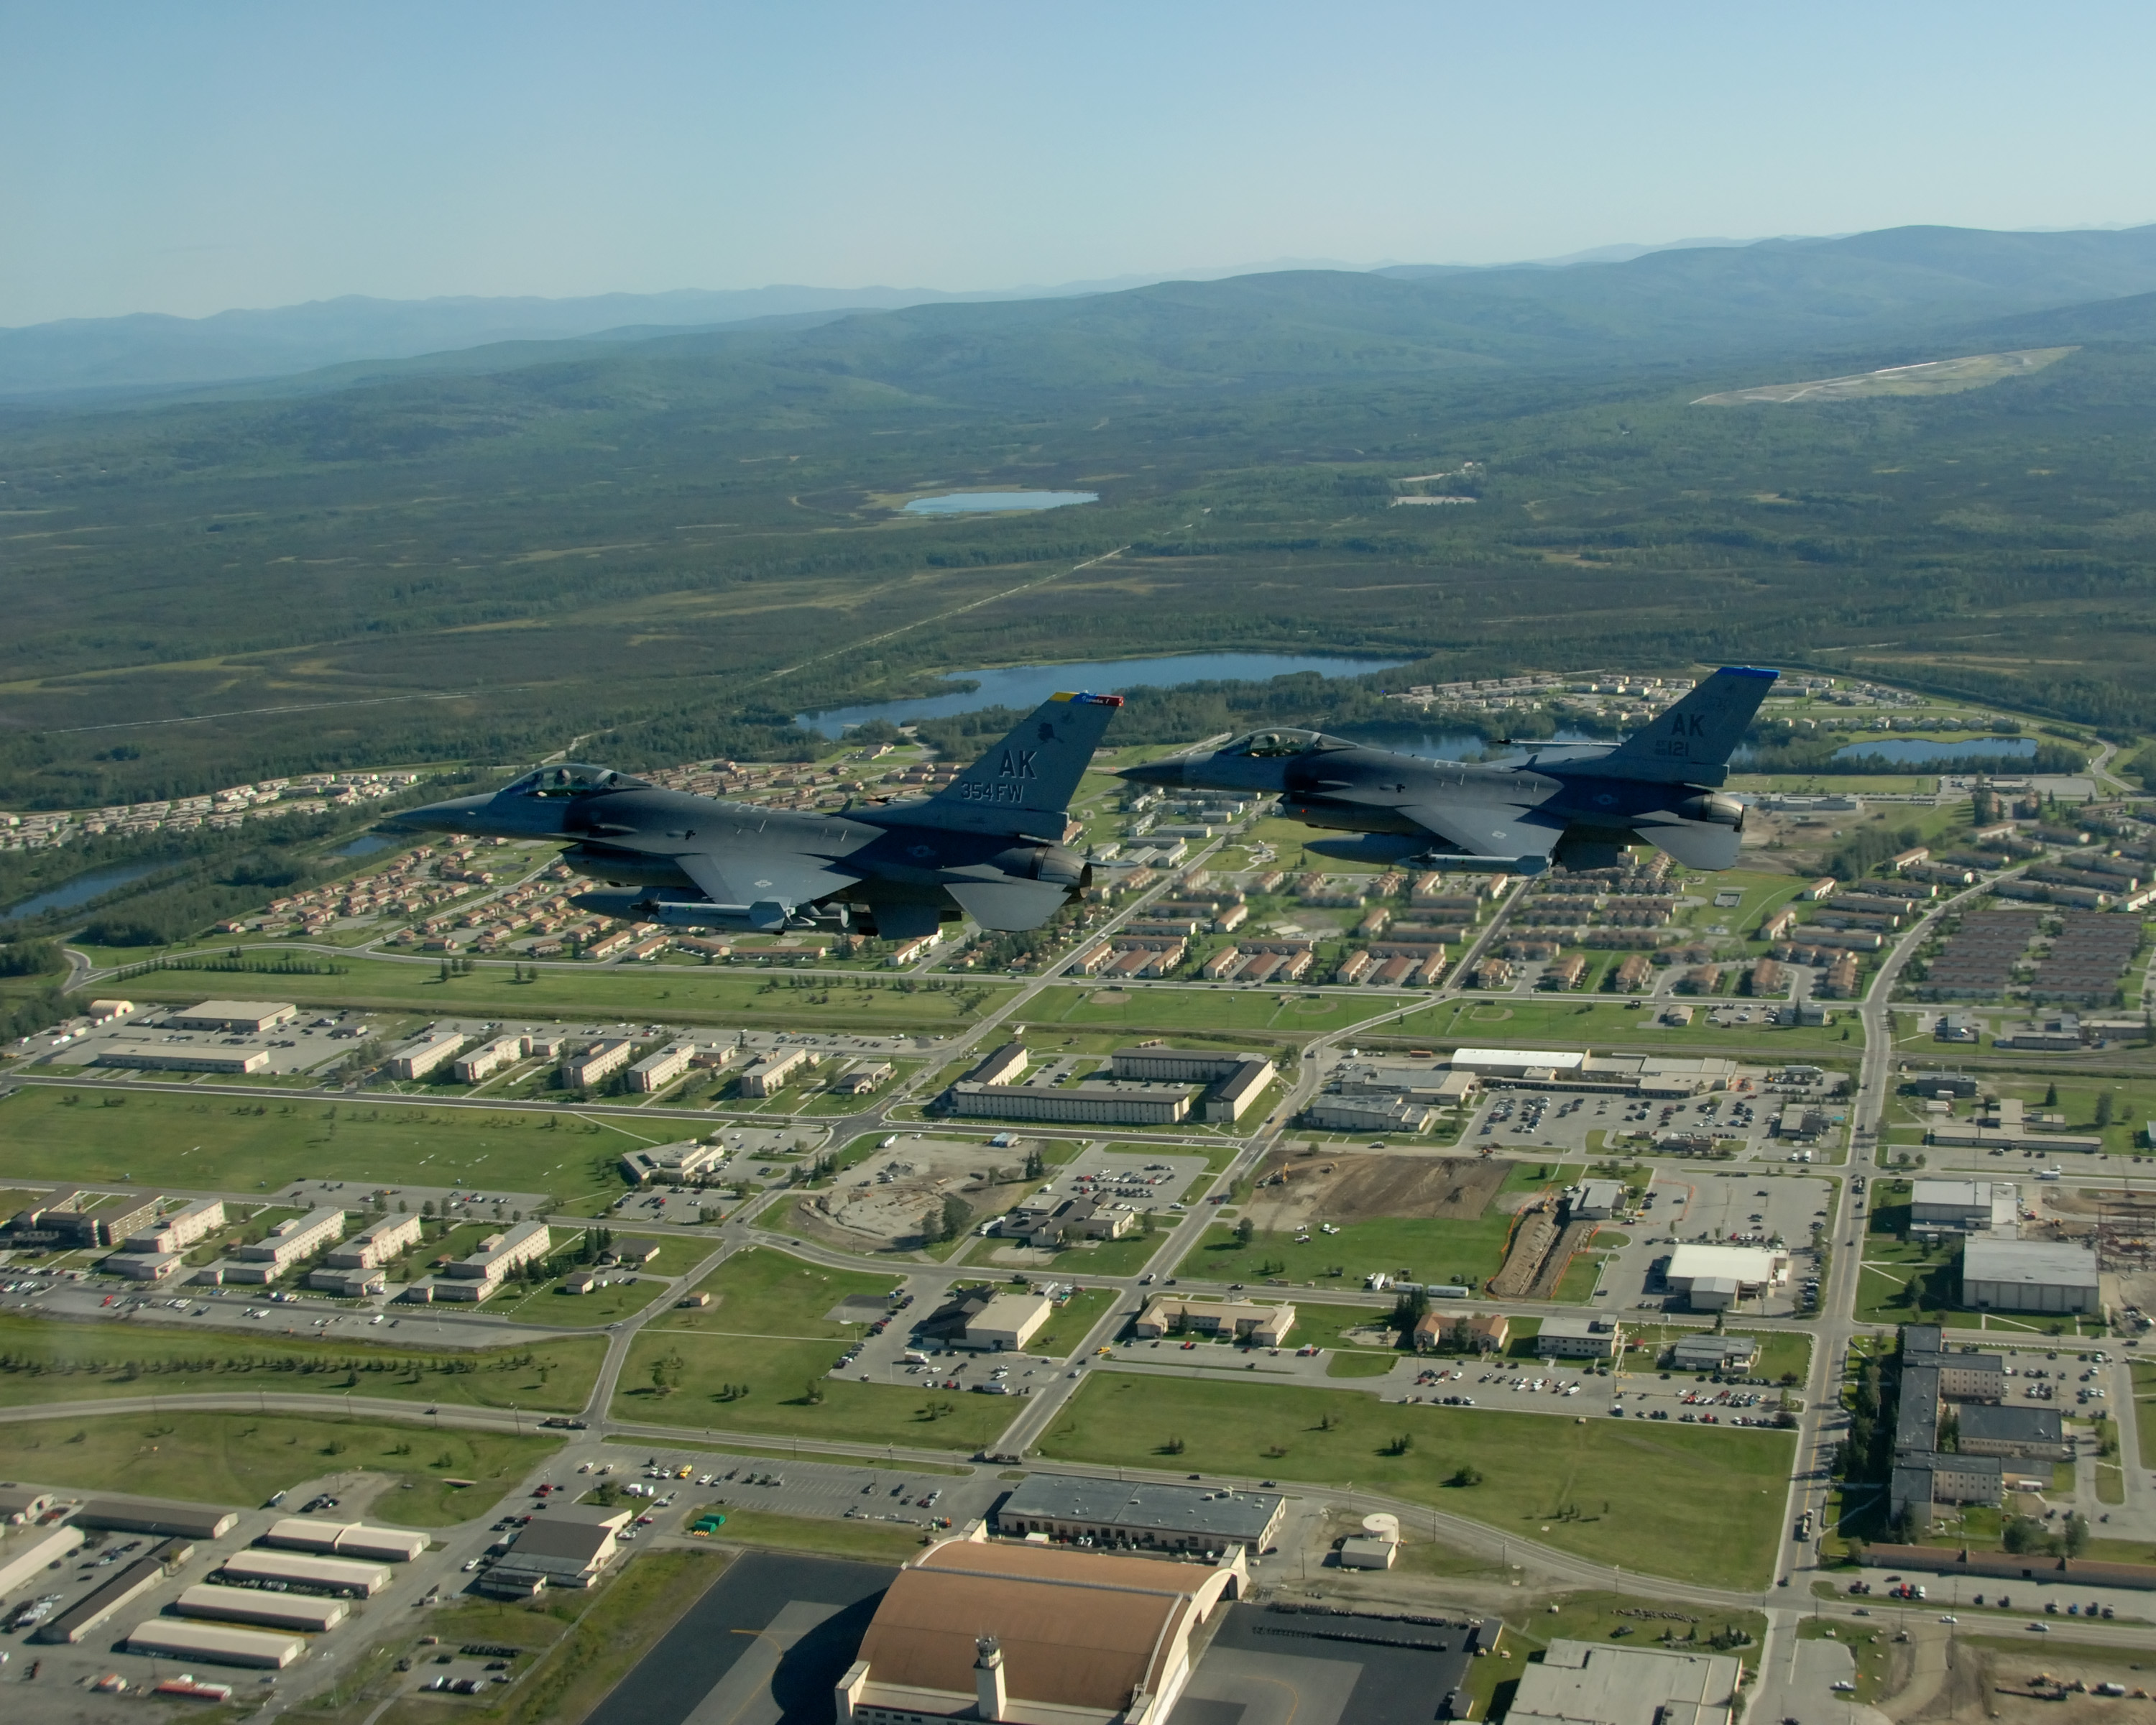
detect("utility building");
top-left (1961, 1238), bottom-right (2101, 1314)
top-left (995, 1476), bottom-right (1285, 1554)
top-left (1508, 1639), bottom-right (1741, 1725)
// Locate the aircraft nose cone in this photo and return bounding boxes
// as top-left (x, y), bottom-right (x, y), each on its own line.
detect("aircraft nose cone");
top-left (1116, 758), bottom-right (1187, 786)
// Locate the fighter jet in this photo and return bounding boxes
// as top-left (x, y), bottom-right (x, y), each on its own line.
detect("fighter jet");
top-left (1118, 666), bottom-right (1776, 875)
top-left (386, 691), bottom-right (1123, 939)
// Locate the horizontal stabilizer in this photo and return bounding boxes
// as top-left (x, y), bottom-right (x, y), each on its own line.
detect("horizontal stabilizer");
top-left (1596, 666), bottom-right (1777, 786)
top-left (946, 877), bottom-right (1074, 932)
top-left (1636, 817), bottom-right (1744, 871)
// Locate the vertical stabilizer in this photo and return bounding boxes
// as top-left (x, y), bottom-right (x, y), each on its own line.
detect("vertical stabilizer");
top-left (1596, 666), bottom-right (1777, 786)
top-left (916, 692), bottom-right (1124, 834)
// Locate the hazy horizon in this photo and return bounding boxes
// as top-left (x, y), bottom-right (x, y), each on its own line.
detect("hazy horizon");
top-left (7, 1), bottom-right (2156, 326)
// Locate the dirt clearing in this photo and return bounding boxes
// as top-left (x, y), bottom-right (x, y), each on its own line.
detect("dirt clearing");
top-left (1246, 1151), bottom-right (1507, 1232)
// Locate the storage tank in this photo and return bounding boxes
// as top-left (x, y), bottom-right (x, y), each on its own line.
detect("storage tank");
top-left (126, 1619), bottom-right (305, 1668)
top-left (264, 1518), bottom-right (428, 1563)
top-left (177, 1584), bottom-right (349, 1634)
top-left (218, 1549), bottom-right (392, 1596)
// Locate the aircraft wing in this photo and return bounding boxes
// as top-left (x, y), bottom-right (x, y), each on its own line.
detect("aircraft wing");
top-left (1396, 799), bottom-right (1569, 868)
top-left (945, 878), bottom-right (1074, 932)
top-left (674, 849), bottom-right (862, 929)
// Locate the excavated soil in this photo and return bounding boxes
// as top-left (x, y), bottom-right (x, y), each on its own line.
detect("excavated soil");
top-left (1245, 1151), bottom-right (1508, 1232)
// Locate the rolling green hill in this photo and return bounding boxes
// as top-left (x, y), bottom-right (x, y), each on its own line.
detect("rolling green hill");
top-left (3, 223), bottom-right (2155, 845)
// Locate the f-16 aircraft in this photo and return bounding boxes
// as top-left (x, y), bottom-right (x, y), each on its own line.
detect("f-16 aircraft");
top-left (1118, 666), bottom-right (1777, 875)
top-left (387, 691), bottom-right (1123, 939)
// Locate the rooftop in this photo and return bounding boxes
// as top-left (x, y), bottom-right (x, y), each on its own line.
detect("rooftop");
top-left (998, 1475), bottom-right (1283, 1543)
top-left (1963, 1236), bottom-right (2100, 1289)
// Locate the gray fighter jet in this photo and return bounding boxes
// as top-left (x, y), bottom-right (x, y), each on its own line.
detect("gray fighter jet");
top-left (1118, 666), bottom-right (1776, 874)
top-left (387, 691), bottom-right (1123, 939)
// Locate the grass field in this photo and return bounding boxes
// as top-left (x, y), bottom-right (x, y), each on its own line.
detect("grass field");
top-left (0, 1408), bottom-right (558, 1524)
top-left (1623, 1325), bottom-right (1812, 1384)
top-left (108, 951), bottom-right (1017, 1031)
top-left (1038, 1373), bottom-right (1793, 1588)
top-left (1026, 983), bottom-right (1397, 1037)
top-left (311, 1547), bottom-right (727, 1725)
top-left (617, 1246), bottom-right (1018, 1450)
top-left (1023, 1288), bottom-right (1122, 1358)
top-left (697, 1504), bottom-right (927, 1562)
top-left (1385, 995), bottom-right (1859, 1054)
top-left (0, 1083), bottom-right (639, 1199)
top-left (1174, 1213), bottom-right (1536, 1294)
top-left (0, 1312), bottom-right (603, 1412)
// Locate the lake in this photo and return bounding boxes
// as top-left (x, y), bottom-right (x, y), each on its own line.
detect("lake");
top-left (336, 832), bottom-right (395, 857)
top-left (0, 860), bottom-right (168, 926)
top-left (799, 652), bottom-right (1414, 737)
top-left (902, 491), bottom-right (1098, 515)
top-left (1827, 737), bottom-right (2040, 765)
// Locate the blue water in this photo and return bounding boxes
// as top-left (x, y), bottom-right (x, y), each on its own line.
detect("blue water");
top-left (1376, 726), bottom-right (1607, 763)
top-left (0, 860), bottom-right (167, 926)
top-left (336, 833), bottom-right (395, 857)
top-left (1828, 737), bottom-right (2040, 765)
top-left (800, 652), bottom-right (1416, 737)
top-left (902, 490), bottom-right (1097, 515)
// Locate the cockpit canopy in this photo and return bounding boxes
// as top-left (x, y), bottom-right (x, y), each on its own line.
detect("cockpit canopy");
top-left (507, 763), bottom-right (649, 799)
top-left (1220, 728), bottom-right (1354, 758)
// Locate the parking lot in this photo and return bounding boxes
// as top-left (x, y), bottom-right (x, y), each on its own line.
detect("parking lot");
top-left (1000, 1141), bottom-right (1211, 1228)
top-left (580, 1443), bottom-right (1003, 1535)
top-left (1593, 1169), bottom-right (1831, 1316)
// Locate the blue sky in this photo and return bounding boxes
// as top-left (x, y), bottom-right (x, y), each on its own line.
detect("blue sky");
top-left (5, 1), bottom-right (2154, 325)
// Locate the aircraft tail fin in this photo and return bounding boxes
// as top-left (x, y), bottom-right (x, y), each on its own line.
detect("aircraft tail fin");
top-left (917, 691), bottom-right (1124, 835)
top-left (1596, 666), bottom-right (1777, 786)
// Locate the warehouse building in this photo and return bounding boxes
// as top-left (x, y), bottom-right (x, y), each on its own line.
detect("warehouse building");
top-left (949, 1081), bottom-right (1192, 1126)
top-left (1661, 1243), bottom-right (1787, 1310)
top-left (1133, 1296), bottom-right (1295, 1347)
top-left (1909, 1179), bottom-right (2019, 1236)
top-left (1961, 1238), bottom-right (2101, 1314)
top-left (0, 1520), bottom-right (84, 1601)
top-left (175, 1583), bottom-right (349, 1634)
top-left (835, 1535), bottom-right (1242, 1725)
top-left (227, 1207), bottom-right (347, 1281)
top-left (387, 1028), bottom-right (468, 1080)
top-left (96, 1046), bottom-right (270, 1075)
top-left (964, 1292), bottom-right (1054, 1351)
top-left (481, 1506), bottom-right (630, 1594)
top-left (75, 1496), bottom-right (239, 1540)
top-left (218, 1547), bottom-right (391, 1596)
top-left (165, 1000), bottom-right (298, 1033)
top-left (262, 1518), bottom-right (427, 1562)
top-left (995, 1476), bottom-right (1285, 1554)
top-left (34, 1543), bottom-right (182, 1644)
top-left (126, 1619), bottom-right (304, 1669)
top-left (1508, 1639), bottom-right (1741, 1725)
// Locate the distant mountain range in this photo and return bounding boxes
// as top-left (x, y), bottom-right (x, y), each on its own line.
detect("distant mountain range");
top-left (6, 223), bottom-right (2156, 403)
